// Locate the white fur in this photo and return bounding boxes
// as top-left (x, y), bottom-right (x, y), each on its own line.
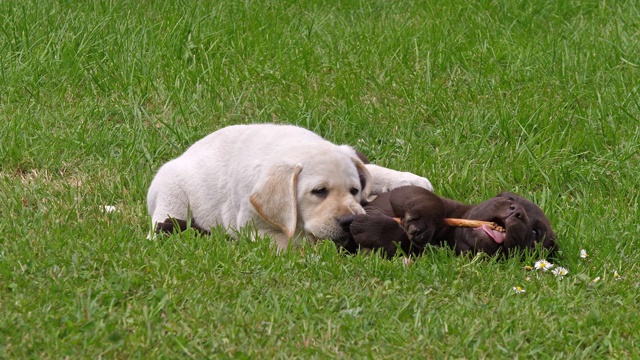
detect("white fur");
top-left (147, 124), bottom-right (433, 250)
top-left (365, 164), bottom-right (433, 194)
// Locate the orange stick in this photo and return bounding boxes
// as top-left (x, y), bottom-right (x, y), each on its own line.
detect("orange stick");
top-left (393, 217), bottom-right (505, 233)
top-left (443, 218), bottom-right (505, 232)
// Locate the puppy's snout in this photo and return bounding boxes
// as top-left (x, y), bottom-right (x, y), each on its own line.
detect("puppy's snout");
top-left (338, 215), bottom-right (356, 232)
top-left (509, 204), bottom-right (524, 219)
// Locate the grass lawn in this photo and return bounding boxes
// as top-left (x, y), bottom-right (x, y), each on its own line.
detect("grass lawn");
top-left (1, 0), bottom-right (639, 358)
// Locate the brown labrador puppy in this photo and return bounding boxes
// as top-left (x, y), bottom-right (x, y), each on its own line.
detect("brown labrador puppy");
top-left (348, 186), bottom-right (557, 258)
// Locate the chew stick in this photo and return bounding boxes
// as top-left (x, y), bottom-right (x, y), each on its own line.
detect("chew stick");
top-left (443, 218), bottom-right (505, 233)
top-left (393, 217), bottom-right (505, 233)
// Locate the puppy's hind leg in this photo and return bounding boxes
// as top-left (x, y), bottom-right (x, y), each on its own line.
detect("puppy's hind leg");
top-left (147, 174), bottom-right (191, 236)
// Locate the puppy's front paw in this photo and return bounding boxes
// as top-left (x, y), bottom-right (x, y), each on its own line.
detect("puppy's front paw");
top-left (350, 214), bottom-right (408, 258)
top-left (403, 216), bottom-right (441, 248)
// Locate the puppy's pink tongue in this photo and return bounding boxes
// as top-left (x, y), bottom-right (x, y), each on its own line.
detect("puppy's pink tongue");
top-left (482, 225), bottom-right (505, 244)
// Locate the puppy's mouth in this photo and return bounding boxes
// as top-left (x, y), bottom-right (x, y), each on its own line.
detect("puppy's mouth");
top-left (481, 218), bottom-right (506, 244)
top-left (481, 225), bottom-right (505, 244)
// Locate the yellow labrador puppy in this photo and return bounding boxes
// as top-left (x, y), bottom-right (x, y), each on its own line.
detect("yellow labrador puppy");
top-left (147, 124), bottom-right (432, 250)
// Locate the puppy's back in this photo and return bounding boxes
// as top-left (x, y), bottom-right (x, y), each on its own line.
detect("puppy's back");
top-left (147, 124), bottom-right (332, 232)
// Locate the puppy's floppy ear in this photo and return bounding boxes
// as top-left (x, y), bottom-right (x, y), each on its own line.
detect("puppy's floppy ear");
top-left (352, 157), bottom-right (374, 202)
top-left (354, 150), bottom-right (370, 164)
top-left (250, 163), bottom-right (303, 239)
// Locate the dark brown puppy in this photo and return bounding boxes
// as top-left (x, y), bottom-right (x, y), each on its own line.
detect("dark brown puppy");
top-left (349, 186), bottom-right (557, 258)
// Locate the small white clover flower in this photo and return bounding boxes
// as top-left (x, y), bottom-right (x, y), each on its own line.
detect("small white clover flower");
top-left (100, 205), bottom-right (118, 213)
top-left (613, 270), bottom-right (622, 280)
top-left (340, 307), bottom-right (363, 317)
top-left (512, 286), bottom-right (526, 294)
top-left (551, 267), bottom-right (569, 277)
top-left (580, 249), bottom-right (588, 258)
top-left (592, 276), bottom-right (601, 283)
top-left (534, 259), bottom-right (554, 271)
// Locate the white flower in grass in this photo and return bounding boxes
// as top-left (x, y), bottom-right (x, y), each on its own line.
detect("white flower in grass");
top-left (402, 257), bottom-right (413, 266)
top-left (100, 205), bottom-right (118, 213)
top-left (551, 267), bottom-right (569, 278)
top-left (340, 307), bottom-right (363, 317)
top-left (512, 286), bottom-right (526, 294)
top-left (534, 259), bottom-right (554, 271)
top-left (613, 270), bottom-right (622, 280)
top-left (592, 276), bottom-right (601, 283)
top-left (580, 249), bottom-right (588, 258)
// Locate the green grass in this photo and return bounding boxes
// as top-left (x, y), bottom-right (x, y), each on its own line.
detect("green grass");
top-left (1, 0), bottom-right (639, 357)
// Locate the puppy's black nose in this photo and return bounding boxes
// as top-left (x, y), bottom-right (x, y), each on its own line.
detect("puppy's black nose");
top-left (509, 204), bottom-right (523, 219)
top-left (338, 215), bottom-right (357, 232)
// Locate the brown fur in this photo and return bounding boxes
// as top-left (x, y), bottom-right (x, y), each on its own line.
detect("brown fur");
top-left (347, 186), bottom-right (557, 258)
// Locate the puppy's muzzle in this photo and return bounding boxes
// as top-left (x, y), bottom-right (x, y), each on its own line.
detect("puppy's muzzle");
top-left (505, 202), bottom-right (528, 225)
top-left (508, 203), bottom-right (523, 219)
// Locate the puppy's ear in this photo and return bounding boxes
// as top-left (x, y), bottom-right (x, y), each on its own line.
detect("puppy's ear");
top-left (250, 163), bottom-right (302, 240)
top-left (542, 232), bottom-right (558, 253)
top-left (354, 150), bottom-right (370, 164)
top-left (352, 157), bottom-right (374, 203)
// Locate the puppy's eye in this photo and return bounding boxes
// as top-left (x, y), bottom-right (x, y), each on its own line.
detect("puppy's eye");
top-left (311, 187), bottom-right (328, 197)
top-left (532, 229), bottom-right (541, 239)
top-left (350, 187), bottom-right (359, 196)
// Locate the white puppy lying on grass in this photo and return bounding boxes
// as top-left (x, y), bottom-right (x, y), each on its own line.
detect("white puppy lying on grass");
top-left (147, 124), bottom-right (432, 250)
